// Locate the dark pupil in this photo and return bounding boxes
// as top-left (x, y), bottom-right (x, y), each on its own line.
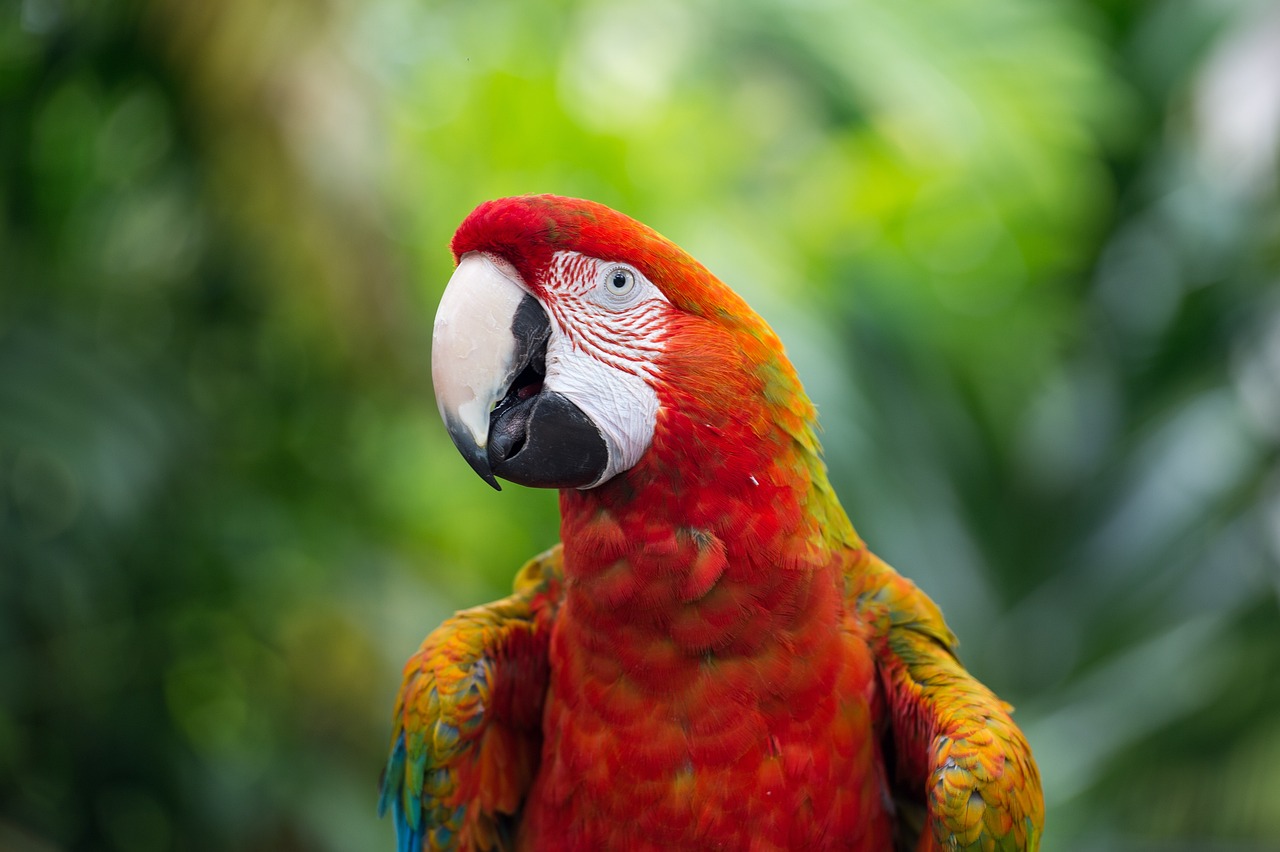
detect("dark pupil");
top-left (611, 272), bottom-right (627, 289)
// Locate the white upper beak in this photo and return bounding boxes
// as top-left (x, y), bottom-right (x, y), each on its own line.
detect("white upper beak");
top-left (431, 252), bottom-right (529, 486)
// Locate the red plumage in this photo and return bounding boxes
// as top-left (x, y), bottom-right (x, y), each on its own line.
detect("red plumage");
top-left (383, 195), bottom-right (1043, 851)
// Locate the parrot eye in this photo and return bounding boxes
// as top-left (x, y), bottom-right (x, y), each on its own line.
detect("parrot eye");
top-left (604, 266), bottom-right (637, 299)
top-left (585, 259), bottom-right (662, 312)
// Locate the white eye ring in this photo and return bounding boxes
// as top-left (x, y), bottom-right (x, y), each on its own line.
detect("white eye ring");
top-left (603, 266), bottom-right (637, 299)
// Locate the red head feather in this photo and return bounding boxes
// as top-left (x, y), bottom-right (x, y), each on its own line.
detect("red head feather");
top-left (451, 195), bottom-right (758, 330)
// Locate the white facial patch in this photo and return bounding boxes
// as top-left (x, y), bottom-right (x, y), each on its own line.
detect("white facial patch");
top-left (540, 251), bottom-right (671, 487)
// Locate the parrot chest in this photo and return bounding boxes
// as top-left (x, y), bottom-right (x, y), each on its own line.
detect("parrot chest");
top-left (516, 602), bottom-right (894, 851)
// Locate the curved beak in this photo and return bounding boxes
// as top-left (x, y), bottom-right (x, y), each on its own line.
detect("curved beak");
top-left (431, 253), bottom-right (537, 489)
top-left (431, 252), bottom-right (608, 491)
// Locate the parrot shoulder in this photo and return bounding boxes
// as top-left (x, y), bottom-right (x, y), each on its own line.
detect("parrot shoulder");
top-left (380, 546), bottom-right (564, 851)
top-left (847, 548), bottom-right (1044, 852)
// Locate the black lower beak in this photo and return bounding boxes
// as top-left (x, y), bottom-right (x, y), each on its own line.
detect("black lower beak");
top-left (482, 296), bottom-right (608, 489)
top-left (488, 390), bottom-right (609, 489)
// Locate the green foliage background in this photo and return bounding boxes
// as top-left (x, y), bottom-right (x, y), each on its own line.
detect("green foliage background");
top-left (3, 0), bottom-right (1279, 849)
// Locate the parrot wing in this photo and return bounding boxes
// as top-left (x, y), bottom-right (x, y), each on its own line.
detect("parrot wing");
top-left (380, 546), bottom-right (564, 852)
top-left (850, 549), bottom-right (1044, 852)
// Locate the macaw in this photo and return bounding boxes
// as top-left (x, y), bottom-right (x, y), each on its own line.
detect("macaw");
top-left (381, 194), bottom-right (1043, 851)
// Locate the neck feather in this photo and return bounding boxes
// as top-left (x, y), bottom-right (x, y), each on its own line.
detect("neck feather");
top-left (557, 361), bottom-right (861, 659)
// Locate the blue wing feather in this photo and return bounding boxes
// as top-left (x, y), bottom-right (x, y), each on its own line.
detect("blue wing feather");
top-left (380, 734), bottom-right (426, 852)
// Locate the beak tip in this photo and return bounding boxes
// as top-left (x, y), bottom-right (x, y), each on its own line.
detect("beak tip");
top-left (473, 459), bottom-right (502, 491)
top-left (463, 446), bottom-right (503, 492)
top-left (443, 414), bottom-right (504, 492)
top-left (464, 448), bottom-right (504, 492)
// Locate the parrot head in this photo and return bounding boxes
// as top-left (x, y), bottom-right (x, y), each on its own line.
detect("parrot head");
top-left (432, 194), bottom-right (815, 495)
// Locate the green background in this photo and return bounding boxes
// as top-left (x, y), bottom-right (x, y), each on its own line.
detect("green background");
top-left (3, 0), bottom-right (1279, 849)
